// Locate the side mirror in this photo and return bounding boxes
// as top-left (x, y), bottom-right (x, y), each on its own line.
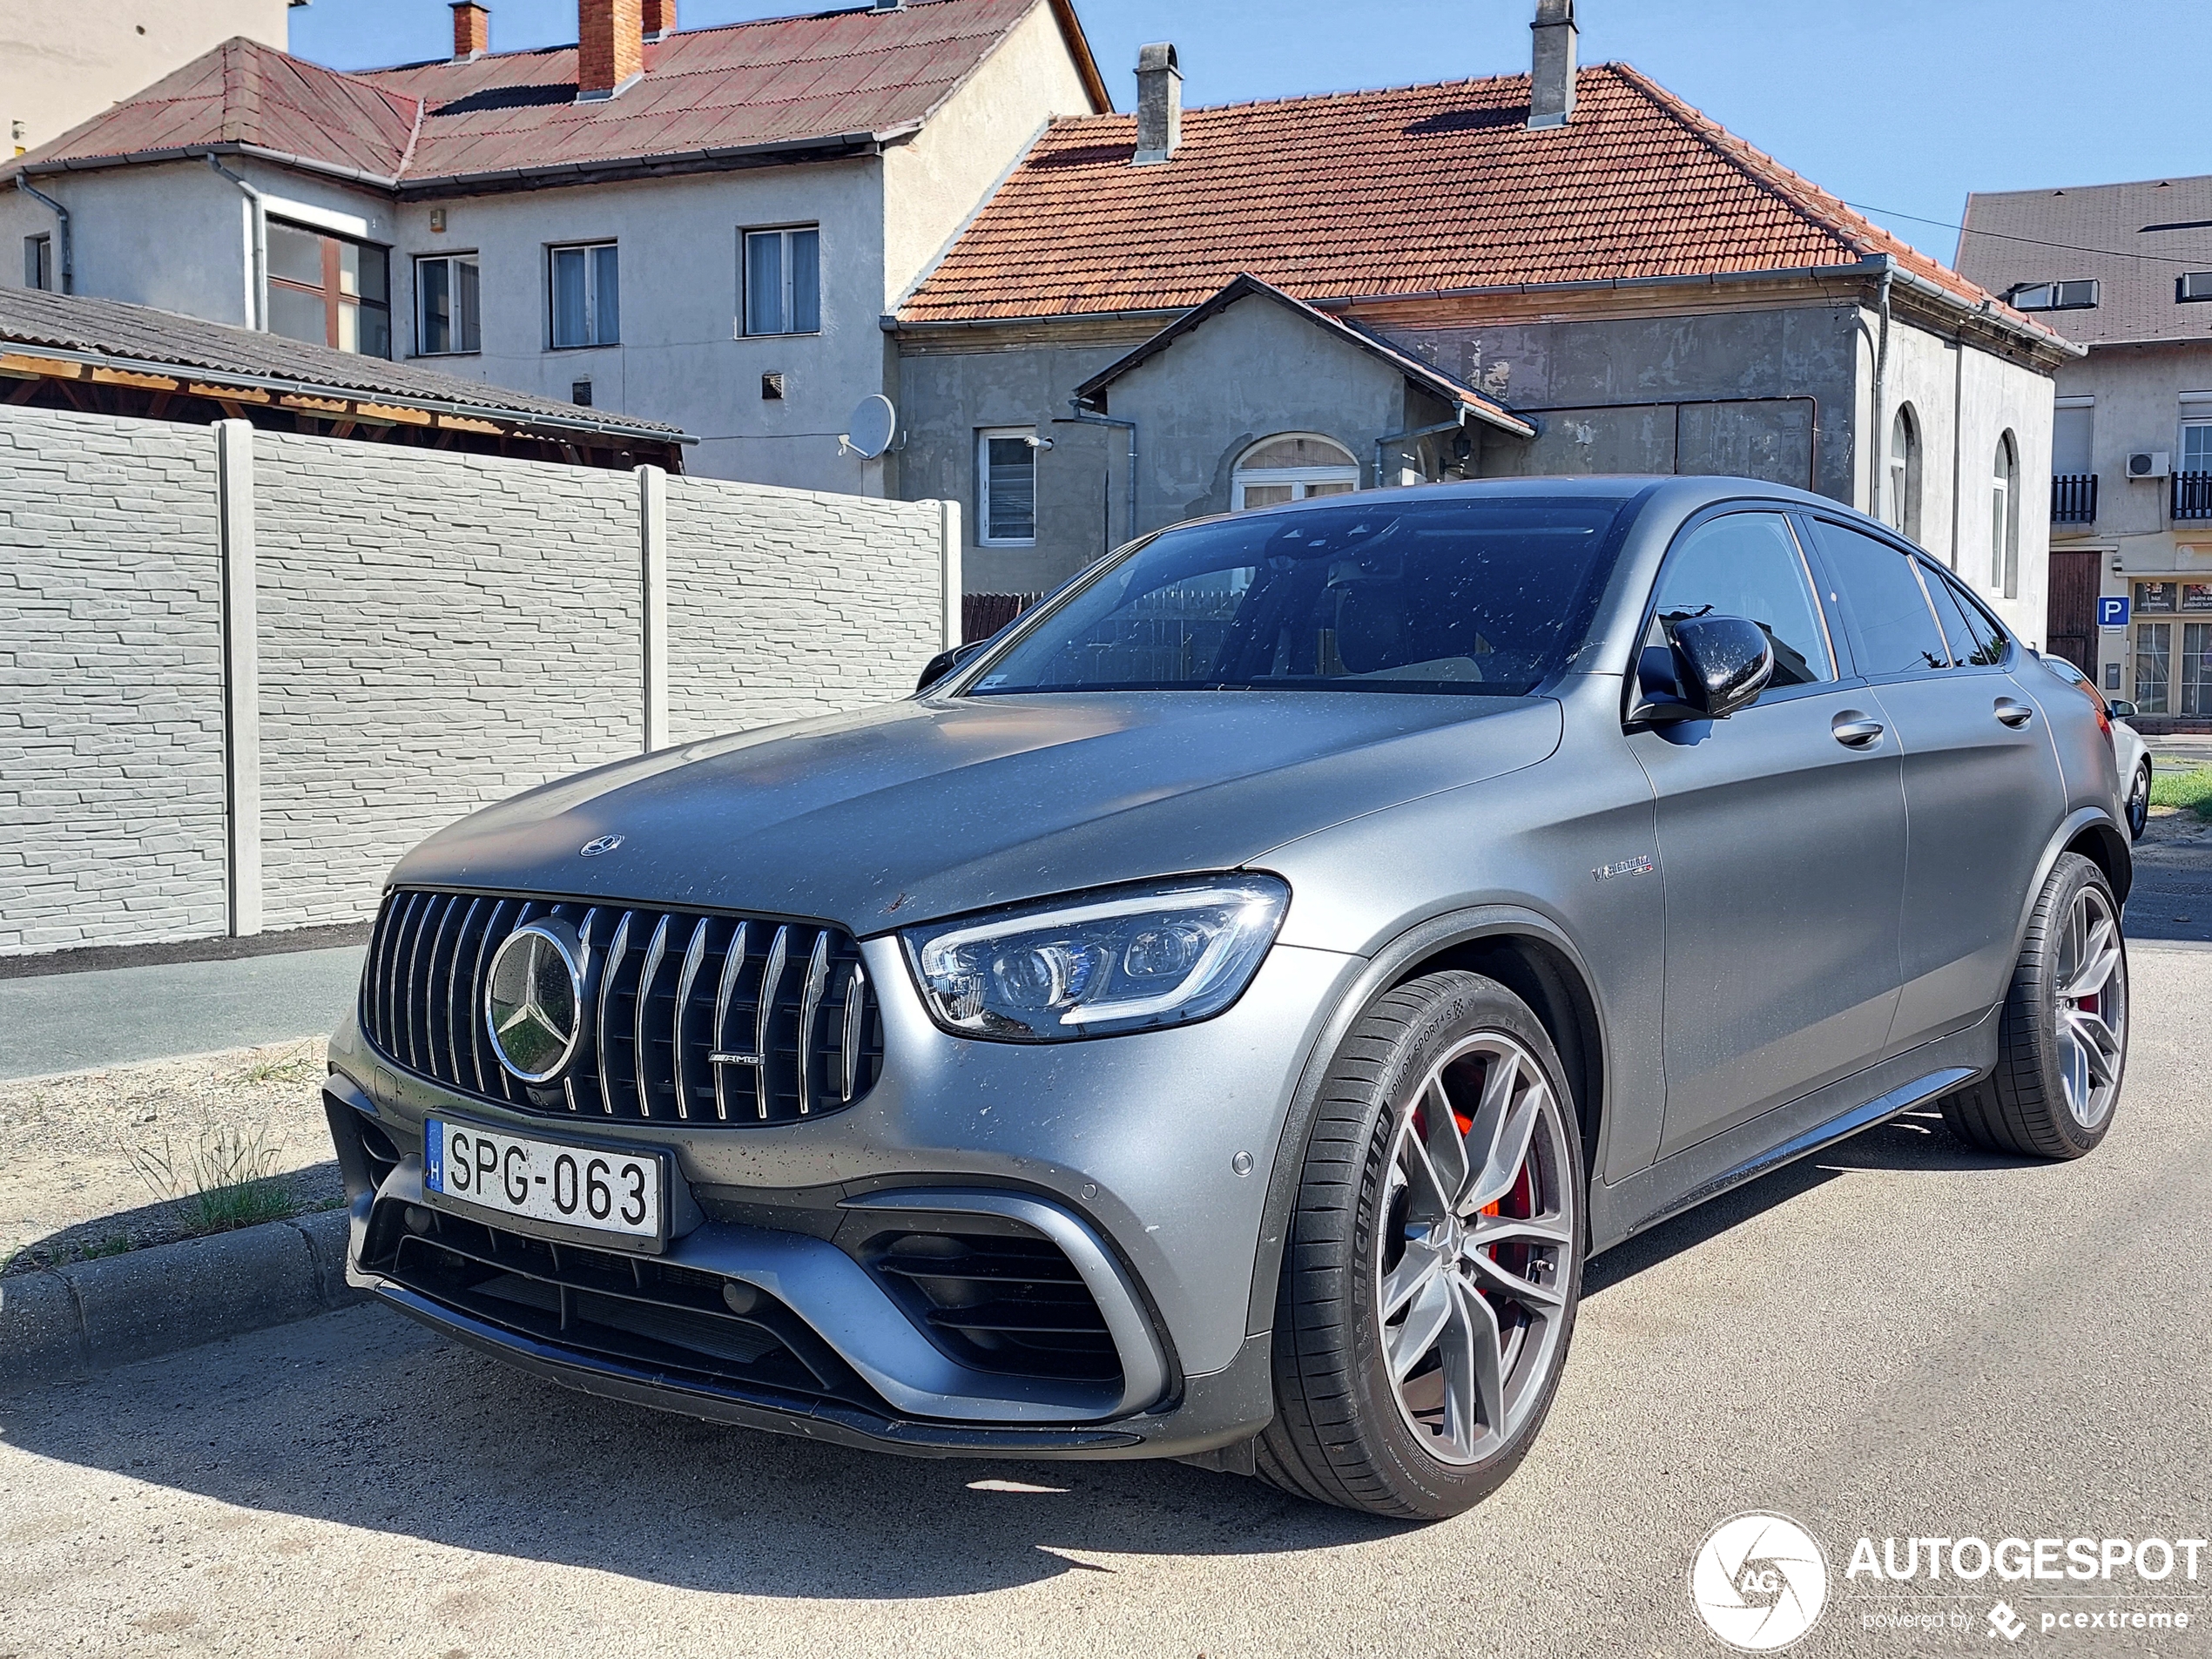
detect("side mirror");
top-left (2108, 698), bottom-right (2138, 720)
top-left (1631, 615), bottom-right (1775, 725)
top-left (916, 641), bottom-right (988, 694)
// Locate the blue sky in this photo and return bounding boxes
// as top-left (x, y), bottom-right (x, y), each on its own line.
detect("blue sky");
top-left (290, 0), bottom-right (2209, 266)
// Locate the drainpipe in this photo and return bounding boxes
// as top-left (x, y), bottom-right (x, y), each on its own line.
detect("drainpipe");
top-left (205, 154), bottom-right (267, 330)
top-left (1060, 401), bottom-right (1138, 552)
top-left (1375, 411), bottom-right (1472, 488)
top-left (13, 176), bottom-right (72, 293)
top-left (1869, 259), bottom-right (1893, 523)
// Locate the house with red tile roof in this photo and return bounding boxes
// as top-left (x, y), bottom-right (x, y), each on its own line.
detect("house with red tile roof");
top-left (2, 0), bottom-right (1107, 487)
top-left (892, 3), bottom-right (2081, 651)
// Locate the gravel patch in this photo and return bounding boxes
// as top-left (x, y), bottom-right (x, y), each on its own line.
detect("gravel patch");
top-left (0, 1040), bottom-right (342, 1275)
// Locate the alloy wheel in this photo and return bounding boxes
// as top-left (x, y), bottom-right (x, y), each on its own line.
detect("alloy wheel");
top-left (1375, 1032), bottom-right (1577, 1467)
top-left (2054, 883), bottom-right (2126, 1130)
top-left (2128, 764), bottom-right (2150, 837)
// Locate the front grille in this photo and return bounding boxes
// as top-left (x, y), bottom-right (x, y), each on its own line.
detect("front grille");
top-left (866, 1230), bottom-right (1121, 1386)
top-left (360, 888), bottom-right (884, 1125)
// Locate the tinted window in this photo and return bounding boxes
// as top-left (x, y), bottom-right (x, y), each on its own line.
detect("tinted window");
top-left (1808, 519), bottom-right (1951, 677)
top-left (1924, 565), bottom-right (2009, 666)
top-left (1649, 511), bottom-right (1832, 690)
top-left (969, 496), bottom-right (1635, 698)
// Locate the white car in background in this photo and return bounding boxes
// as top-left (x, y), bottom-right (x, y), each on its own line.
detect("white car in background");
top-left (2040, 654), bottom-right (2151, 840)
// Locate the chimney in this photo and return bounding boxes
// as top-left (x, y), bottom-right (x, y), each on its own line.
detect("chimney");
top-left (1132, 43), bottom-right (1181, 165)
top-left (641, 0), bottom-right (674, 41)
top-left (1527, 0), bottom-right (1577, 130)
top-left (577, 0), bottom-right (644, 101)
top-left (450, 1), bottom-right (489, 60)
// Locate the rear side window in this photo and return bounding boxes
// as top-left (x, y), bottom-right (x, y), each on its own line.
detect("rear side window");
top-left (1650, 510), bottom-right (1833, 690)
top-left (1806, 518), bottom-right (1950, 678)
top-left (1923, 565), bottom-right (2010, 666)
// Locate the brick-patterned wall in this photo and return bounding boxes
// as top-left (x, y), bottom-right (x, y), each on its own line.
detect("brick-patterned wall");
top-left (663, 477), bottom-right (944, 744)
top-left (0, 407), bottom-right (229, 953)
top-left (253, 440), bottom-right (645, 930)
top-left (0, 411), bottom-right (950, 956)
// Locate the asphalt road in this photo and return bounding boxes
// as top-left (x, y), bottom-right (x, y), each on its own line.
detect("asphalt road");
top-left (3, 946), bottom-right (2207, 1659)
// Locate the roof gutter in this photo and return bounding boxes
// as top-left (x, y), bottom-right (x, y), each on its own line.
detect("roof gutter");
top-left (0, 338), bottom-right (695, 446)
top-left (12, 177), bottom-right (72, 293)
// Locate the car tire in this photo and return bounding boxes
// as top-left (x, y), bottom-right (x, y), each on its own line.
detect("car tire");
top-left (1256, 970), bottom-right (1585, 1520)
top-left (2126, 759), bottom-right (2151, 841)
top-left (1939, 853), bottom-right (2128, 1161)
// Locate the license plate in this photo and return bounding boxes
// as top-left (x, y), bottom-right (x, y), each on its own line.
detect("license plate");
top-left (423, 1118), bottom-right (665, 1244)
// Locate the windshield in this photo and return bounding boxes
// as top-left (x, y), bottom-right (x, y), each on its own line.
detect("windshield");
top-left (966, 496), bottom-right (1636, 698)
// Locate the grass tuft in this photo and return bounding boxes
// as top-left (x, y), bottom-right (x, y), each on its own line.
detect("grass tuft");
top-left (2148, 765), bottom-right (2212, 819)
top-left (123, 1123), bottom-right (300, 1236)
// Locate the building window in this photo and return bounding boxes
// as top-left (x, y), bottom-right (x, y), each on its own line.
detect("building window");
top-left (415, 253), bottom-right (480, 355)
top-left (2182, 420), bottom-right (2212, 475)
top-left (978, 428), bottom-right (1039, 546)
top-left (2131, 618), bottom-right (2211, 714)
top-left (743, 226), bottom-right (820, 337)
top-left (24, 233), bottom-right (52, 292)
top-left (1885, 403), bottom-right (1921, 543)
top-left (1991, 432), bottom-right (2020, 597)
top-left (2009, 280), bottom-right (2099, 312)
top-left (2180, 273), bottom-right (2212, 302)
top-left (1232, 434), bottom-right (1361, 509)
top-left (550, 241), bottom-right (618, 348)
top-left (266, 219), bottom-right (391, 357)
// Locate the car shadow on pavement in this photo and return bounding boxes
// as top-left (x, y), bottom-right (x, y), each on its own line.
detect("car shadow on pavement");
top-left (1584, 1109), bottom-right (2044, 1298)
top-left (0, 1302), bottom-right (1404, 1599)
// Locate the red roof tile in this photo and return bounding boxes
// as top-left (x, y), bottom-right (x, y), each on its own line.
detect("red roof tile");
top-left (7, 0), bottom-right (1106, 192)
top-left (901, 64), bottom-right (2041, 335)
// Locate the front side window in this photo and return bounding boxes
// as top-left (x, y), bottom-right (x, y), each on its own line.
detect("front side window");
top-left (266, 219), bottom-right (391, 357)
top-left (24, 233), bottom-right (51, 292)
top-left (1233, 434), bottom-right (1360, 509)
top-left (965, 495), bottom-right (1636, 698)
top-left (1649, 511), bottom-right (1833, 694)
top-left (978, 428), bottom-right (1038, 546)
top-left (550, 241), bottom-right (618, 348)
top-left (1807, 518), bottom-right (1951, 678)
top-left (2182, 421), bottom-right (2212, 475)
top-left (743, 226), bottom-right (820, 336)
top-left (415, 253), bottom-right (481, 354)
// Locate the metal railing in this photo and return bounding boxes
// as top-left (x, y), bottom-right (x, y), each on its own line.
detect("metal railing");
top-left (2173, 473), bottom-right (2212, 520)
top-left (2051, 473), bottom-right (2098, 524)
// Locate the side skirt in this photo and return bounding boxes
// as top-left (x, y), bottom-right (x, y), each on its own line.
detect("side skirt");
top-left (1589, 1006), bottom-right (1997, 1253)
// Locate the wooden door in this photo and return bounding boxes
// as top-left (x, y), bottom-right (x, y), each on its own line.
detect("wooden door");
top-left (2046, 550), bottom-right (2101, 678)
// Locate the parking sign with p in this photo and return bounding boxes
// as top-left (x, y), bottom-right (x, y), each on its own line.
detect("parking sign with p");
top-left (2098, 596), bottom-right (2131, 630)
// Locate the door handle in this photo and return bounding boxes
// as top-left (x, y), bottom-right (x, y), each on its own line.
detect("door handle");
top-left (1994, 698), bottom-right (2035, 728)
top-left (1831, 711), bottom-right (1885, 748)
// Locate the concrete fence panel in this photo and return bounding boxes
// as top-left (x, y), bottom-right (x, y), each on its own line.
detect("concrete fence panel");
top-left (0, 407), bottom-right (229, 954)
top-left (0, 407), bottom-right (957, 957)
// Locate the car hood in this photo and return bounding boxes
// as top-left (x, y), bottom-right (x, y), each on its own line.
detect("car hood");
top-left (389, 691), bottom-right (1563, 933)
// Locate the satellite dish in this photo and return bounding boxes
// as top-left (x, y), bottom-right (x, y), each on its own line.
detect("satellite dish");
top-left (840, 395), bottom-right (897, 460)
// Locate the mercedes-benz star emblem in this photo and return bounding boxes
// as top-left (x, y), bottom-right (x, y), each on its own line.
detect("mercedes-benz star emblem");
top-left (483, 919), bottom-right (585, 1082)
top-left (580, 834), bottom-right (624, 858)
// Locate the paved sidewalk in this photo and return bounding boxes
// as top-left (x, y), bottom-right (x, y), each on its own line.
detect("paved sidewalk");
top-left (0, 948), bottom-right (363, 1082)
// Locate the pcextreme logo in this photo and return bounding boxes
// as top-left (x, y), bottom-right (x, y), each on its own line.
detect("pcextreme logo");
top-left (1690, 1512), bottom-right (1831, 1651)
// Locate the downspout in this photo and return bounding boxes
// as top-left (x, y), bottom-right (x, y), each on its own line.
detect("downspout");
top-left (1375, 411), bottom-right (1470, 489)
top-left (1869, 260), bottom-right (1893, 523)
top-left (13, 176), bottom-right (72, 293)
top-left (1062, 401), bottom-right (1138, 553)
top-left (205, 154), bottom-right (267, 330)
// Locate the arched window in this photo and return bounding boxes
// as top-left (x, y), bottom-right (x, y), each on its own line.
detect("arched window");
top-left (1885, 404), bottom-right (1921, 543)
top-left (1991, 432), bottom-right (2020, 597)
top-left (1232, 434), bottom-right (1359, 510)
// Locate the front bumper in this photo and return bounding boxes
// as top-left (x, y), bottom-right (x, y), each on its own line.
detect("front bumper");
top-left (325, 935), bottom-right (1359, 1458)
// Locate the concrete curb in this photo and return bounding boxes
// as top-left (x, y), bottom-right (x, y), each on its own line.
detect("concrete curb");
top-left (0, 1209), bottom-right (363, 1393)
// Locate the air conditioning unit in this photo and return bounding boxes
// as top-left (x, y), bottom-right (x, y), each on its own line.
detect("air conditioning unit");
top-left (2128, 451), bottom-right (2171, 479)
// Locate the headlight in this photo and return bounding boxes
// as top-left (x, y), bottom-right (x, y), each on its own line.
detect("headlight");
top-left (902, 875), bottom-right (1290, 1042)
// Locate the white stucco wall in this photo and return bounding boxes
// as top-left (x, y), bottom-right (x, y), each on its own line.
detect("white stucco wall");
top-left (1861, 307), bottom-right (2057, 649)
top-left (1, 0), bottom-right (290, 155)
